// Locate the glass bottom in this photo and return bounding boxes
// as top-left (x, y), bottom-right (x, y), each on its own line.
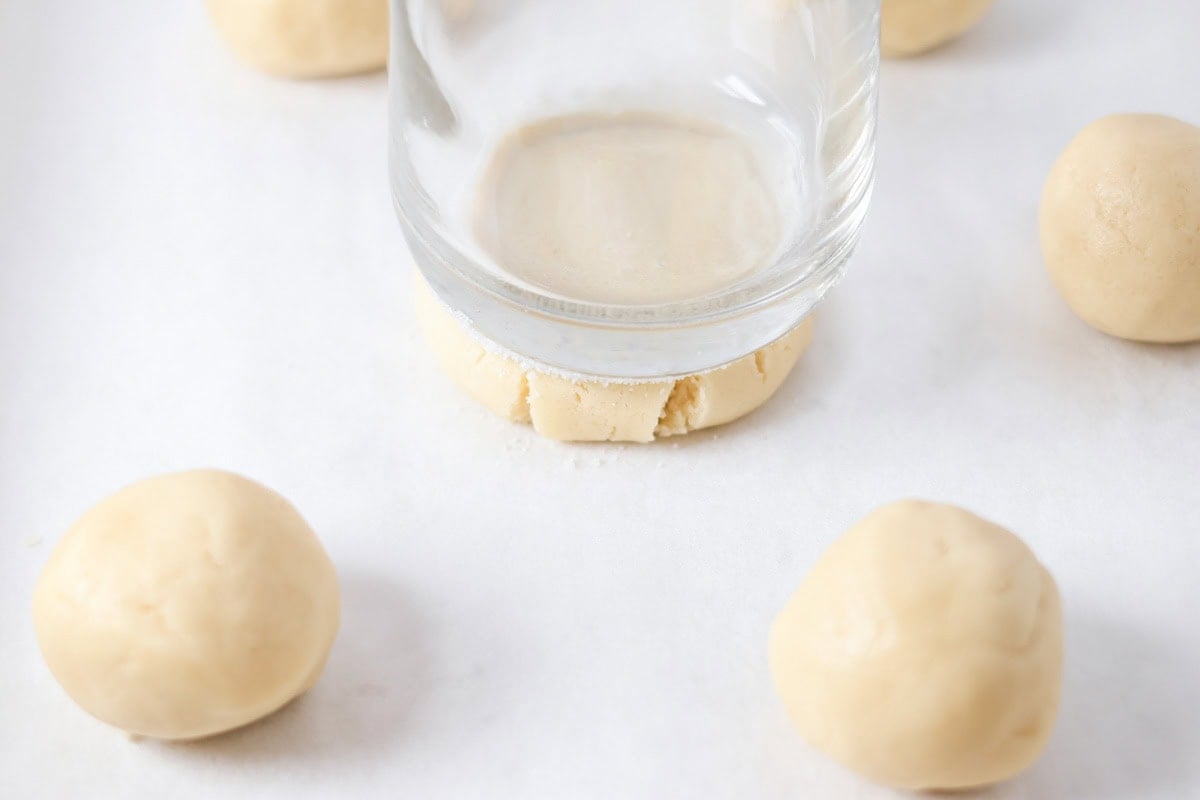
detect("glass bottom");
top-left (393, 77), bottom-right (874, 379)
top-left (403, 223), bottom-right (858, 380)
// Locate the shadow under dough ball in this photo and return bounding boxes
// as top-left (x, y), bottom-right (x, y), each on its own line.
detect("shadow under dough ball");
top-left (1039, 113), bottom-right (1200, 343)
top-left (32, 470), bottom-right (341, 740)
top-left (769, 500), bottom-right (1063, 791)
top-left (207, 0), bottom-right (388, 79)
top-left (880, 0), bottom-right (996, 57)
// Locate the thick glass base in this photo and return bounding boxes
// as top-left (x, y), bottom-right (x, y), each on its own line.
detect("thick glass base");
top-left (400, 199), bottom-right (865, 380)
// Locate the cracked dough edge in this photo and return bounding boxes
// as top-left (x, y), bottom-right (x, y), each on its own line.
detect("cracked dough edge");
top-left (413, 277), bottom-right (815, 442)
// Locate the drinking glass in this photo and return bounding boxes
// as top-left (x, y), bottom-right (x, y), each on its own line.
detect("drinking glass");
top-left (390, 0), bottom-right (879, 379)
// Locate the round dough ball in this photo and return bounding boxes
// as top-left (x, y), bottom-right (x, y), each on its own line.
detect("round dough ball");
top-left (207, 0), bottom-right (388, 79)
top-left (769, 500), bottom-right (1062, 790)
top-left (881, 0), bottom-right (996, 57)
top-left (1039, 113), bottom-right (1200, 343)
top-left (414, 278), bottom-right (815, 443)
top-left (33, 470), bottom-right (340, 740)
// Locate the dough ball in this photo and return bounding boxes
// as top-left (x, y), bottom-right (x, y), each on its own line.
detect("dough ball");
top-left (881, 0), bottom-right (995, 57)
top-left (33, 470), bottom-right (340, 740)
top-left (207, 0), bottom-right (388, 79)
top-left (440, 0), bottom-right (474, 24)
top-left (1039, 113), bottom-right (1200, 343)
top-left (414, 279), bottom-right (815, 442)
top-left (769, 500), bottom-right (1062, 790)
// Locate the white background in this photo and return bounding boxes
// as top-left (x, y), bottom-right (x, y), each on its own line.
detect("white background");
top-left (2, 2), bottom-right (1199, 798)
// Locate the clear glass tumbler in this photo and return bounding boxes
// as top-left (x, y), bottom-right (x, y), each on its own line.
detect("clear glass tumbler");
top-left (390, 0), bottom-right (879, 379)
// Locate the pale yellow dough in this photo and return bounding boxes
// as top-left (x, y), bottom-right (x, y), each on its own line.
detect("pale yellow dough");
top-left (414, 280), bottom-right (815, 443)
top-left (881, 0), bottom-right (995, 57)
top-left (33, 470), bottom-right (340, 740)
top-left (207, 0), bottom-right (388, 79)
top-left (769, 500), bottom-right (1062, 791)
top-left (1039, 114), bottom-right (1200, 343)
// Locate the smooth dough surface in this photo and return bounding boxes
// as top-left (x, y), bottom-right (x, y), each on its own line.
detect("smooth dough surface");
top-left (33, 470), bottom-right (340, 740)
top-left (880, 0), bottom-right (995, 57)
top-left (207, 0), bottom-right (388, 79)
top-left (1039, 113), bottom-right (1200, 343)
top-left (414, 280), bottom-right (815, 442)
top-left (769, 500), bottom-right (1062, 790)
